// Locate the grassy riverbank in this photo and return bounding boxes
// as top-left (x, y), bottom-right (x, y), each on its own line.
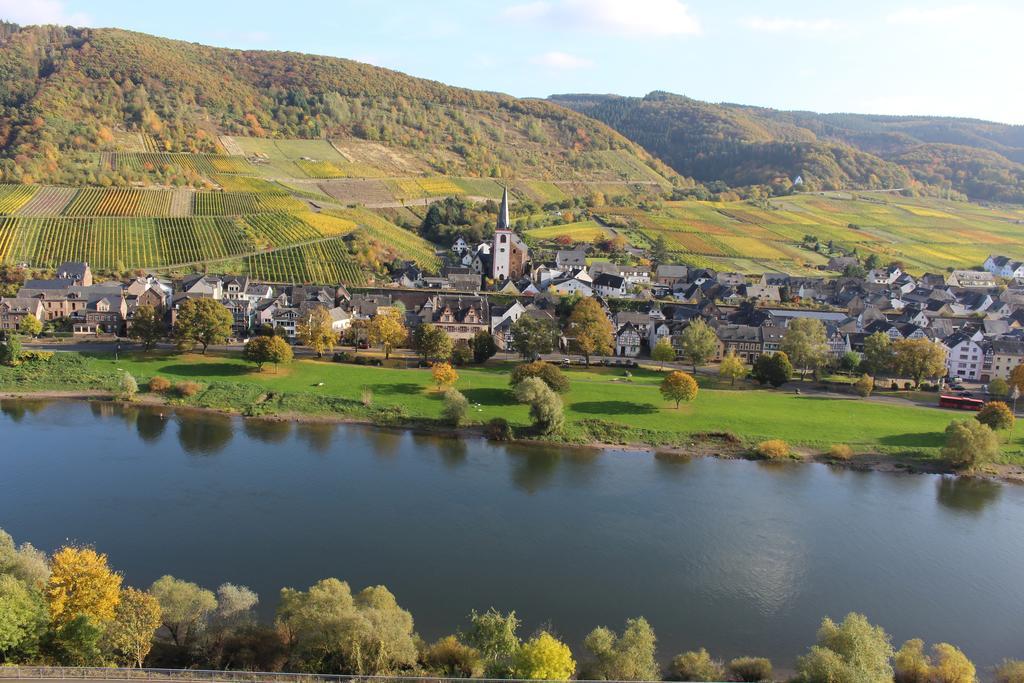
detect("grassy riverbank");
top-left (3, 351), bottom-right (1023, 470)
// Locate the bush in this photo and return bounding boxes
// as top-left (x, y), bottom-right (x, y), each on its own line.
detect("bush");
top-left (176, 381), bottom-right (202, 398)
top-left (828, 444), bottom-right (854, 461)
top-left (853, 374), bottom-right (874, 397)
top-left (442, 388), bottom-right (469, 427)
top-left (989, 377), bottom-right (1010, 400)
top-left (514, 376), bottom-right (565, 434)
top-left (755, 439), bottom-right (791, 459)
top-left (422, 635), bottom-right (483, 678)
top-left (20, 350), bottom-right (53, 362)
top-left (118, 372), bottom-right (138, 401)
top-left (510, 361), bottom-right (570, 393)
top-left (484, 417), bottom-right (513, 442)
top-left (976, 401), bottom-right (1015, 431)
top-left (996, 659), bottom-right (1024, 683)
top-left (360, 387), bottom-right (374, 407)
top-left (451, 343), bottom-right (473, 367)
top-left (942, 419), bottom-right (999, 471)
top-left (148, 376), bottom-right (171, 393)
top-left (666, 648), bottom-right (725, 682)
top-left (727, 656), bottom-right (773, 682)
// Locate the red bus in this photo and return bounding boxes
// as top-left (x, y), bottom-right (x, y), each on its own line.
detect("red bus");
top-left (939, 395), bottom-right (984, 411)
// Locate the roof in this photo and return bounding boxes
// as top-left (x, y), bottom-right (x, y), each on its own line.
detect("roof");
top-left (497, 186), bottom-right (511, 231)
top-left (593, 273), bottom-right (625, 289)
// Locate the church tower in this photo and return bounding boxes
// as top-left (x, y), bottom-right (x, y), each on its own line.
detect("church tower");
top-left (491, 186), bottom-right (513, 281)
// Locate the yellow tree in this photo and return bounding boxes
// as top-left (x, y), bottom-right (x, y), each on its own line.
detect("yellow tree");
top-left (568, 297), bottom-right (613, 366)
top-left (368, 309), bottom-right (407, 360)
top-left (47, 546), bottom-right (122, 627)
top-left (512, 631), bottom-right (576, 680)
top-left (719, 350), bottom-right (746, 386)
top-left (106, 587), bottom-right (162, 667)
top-left (1009, 363), bottom-right (1024, 395)
top-left (660, 371), bottom-right (699, 409)
top-left (297, 307), bottom-right (338, 358)
top-left (432, 362), bottom-right (459, 390)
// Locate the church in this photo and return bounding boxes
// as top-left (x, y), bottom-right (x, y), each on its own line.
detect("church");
top-left (490, 186), bottom-right (530, 282)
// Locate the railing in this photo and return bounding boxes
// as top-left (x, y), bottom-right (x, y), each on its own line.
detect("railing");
top-left (0, 669), bottom-right (654, 683)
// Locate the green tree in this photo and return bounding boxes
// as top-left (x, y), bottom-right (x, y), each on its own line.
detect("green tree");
top-left (719, 349), bottom-right (746, 386)
top-left (296, 307), bottom-right (338, 358)
top-left (893, 339), bottom-right (947, 388)
top-left (367, 309), bottom-right (407, 360)
top-left (510, 361), bottom-right (570, 393)
top-left (174, 298), bottom-right (233, 354)
top-left (471, 330), bottom-right (498, 364)
top-left (105, 587), bottom-right (162, 667)
top-left (781, 318), bottom-right (829, 380)
top-left (510, 316), bottom-right (559, 360)
top-left (838, 351), bottom-right (860, 375)
top-left (17, 314), bottom-right (41, 338)
top-left (149, 575), bottom-right (217, 647)
top-left (666, 648), bottom-right (725, 682)
top-left (895, 639), bottom-right (975, 683)
top-left (862, 332), bottom-right (893, 376)
top-left (942, 419), bottom-right (999, 472)
top-left (650, 235), bottom-right (670, 263)
top-left (462, 608), bottom-right (521, 677)
top-left (977, 401), bottom-right (1015, 431)
top-left (413, 324), bottom-right (453, 362)
top-left (582, 617), bottom-right (658, 681)
top-left (0, 334), bottom-right (21, 366)
top-left (510, 631), bottom-right (575, 680)
top-left (0, 529), bottom-right (49, 589)
top-left (44, 615), bottom-right (104, 666)
top-left (988, 377), bottom-right (1010, 400)
top-left (679, 319), bottom-right (719, 373)
top-left (796, 613), bottom-right (894, 683)
top-left (244, 335), bottom-right (293, 372)
top-left (660, 370), bottom-right (698, 408)
top-left (568, 297), bottom-right (614, 366)
top-left (514, 376), bottom-right (564, 434)
top-left (753, 352), bottom-right (793, 388)
top-left (442, 388), bottom-right (469, 427)
top-left (0, 574), bottom-right (47, 663)
top-left (651, 337), bottom-right (676, 370)
top-left (129, 305), bottom-right (165, 351)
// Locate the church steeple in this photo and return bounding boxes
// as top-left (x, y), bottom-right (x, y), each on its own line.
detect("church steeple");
top-left (497, 185), bottom-right (510, 231)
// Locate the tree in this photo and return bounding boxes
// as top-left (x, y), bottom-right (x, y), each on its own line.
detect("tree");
top-left (989, 377), bottom-right (1010, 400)
top-left (510, 631), bottom-right (575, 680)
top-left (1010, 363), bottom-right (1024, 396)
top-left (119, 372), bottom-right (138, 401)
top-left (895, 639), bottom-right (975, 683)
top-left (149, 575), bottom-right (217, 647)
top-left (862, 332), bottom-right (893, 376)
top-left (753, 352), bottom-right (793, 388)
top-left (854, 374), bottom-right (875, 398)
top-left (977, 401), bottom-right (1015, 431)
top-left (129, 305), bottom-right (164, 351)
top-left (105, 587), bottom-right (162, 667)
top-left (568, 297), bottom-right (614, 366)
top-left (838, 351), bottom-right (860, 375)
top-left (728, 657), bottom-right (773, 682)
top-left (442, 388), bottom-right (469, 427)
top-left (413, 324), bottom-right (453, 362)
top-left (781, 318), bottom-right (829, 380)
top-left (0, 529), bottom-right (49, 589)
top-left (582, 617), bottom-right (658, 681)
top-left (367, 309), bottom-right (407, 360)
top-left (893, 339), bottom-right (947, 388)
top-left (510, 361), bottom-right (570, 393)
top-left (0, 334), bottom-right (21, 366)
top-left (666, 648), bottom-right (725, 682)
top-left (679, 319), bottom-right (719, 373)
top-left (296, 307), bottom-right (337, 358)
top-left (45, 614), bottom-right (104, 666)
top-left (514, 376), bottom-right (564, 434)
top-left (650, 235), bottom-right (670, 263)
top-left (651, 337), bottom-right (675, 370)
top-left (174, 298), bottom-right (233, 354)
top-left (17, 313), bottom-right (41, 338)
top-left (660, 371), bottom-right (698, 409)
top-left (463, 608), bottom-right (521, 677)
top-left (423, 635), bottom-right (483, 677)
top-left (942, 419), bottom-right (999, 471)
top-left (796, 613), bottom-right (893, 683)
top-left (471, 330), bottom-right (498, 364)
top-left (432, 362), bottom-right (459, 390)
top-left (46, 546), bottom-right (123, 627)
top-left (0, 574), bottom-right (47, 663)
top-left (244, 335), bottom-right (292, 372)
top-left (510, 316), bottom-right (559, 360)
top-left (996, 660), bottom-right (1024, 683)
top-left (719, 350), bottom-right (746, 387)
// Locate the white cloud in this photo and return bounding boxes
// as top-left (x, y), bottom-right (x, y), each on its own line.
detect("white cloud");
top-left (530, 51), bottom-right (593, 69)
top-left (742, 16), bottom-right (842, 33)
top-left (503, 0), bottom-right (701, 37)
top-left (0, 0), bottom-right (90, 26)
top-left (886, 4), bottom-right (977, 25)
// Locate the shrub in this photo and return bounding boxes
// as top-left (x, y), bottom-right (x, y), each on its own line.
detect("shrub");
top-left (442, 388), bottom-right (469, 427)
top-left (942, 419), bottom-right (999, 471)
top-left (451, 343), bottom-right (473, 367)
top-left (118, 372), bottom-right (138, 401)
top-left (176, 381), bottom-right (202, 397)
top-left (20, 350), bottom-right (53, 362)
top-left (423, 635), bottom-right (483, 678)
top-left (996, 659), bottom-right (1024, 683)
top-left (514, 376), bottom-right (565, 434)
top-left (510, 361), bottom-right (570, 393)
top-left (148, 376), bottom-right (171, 393)
top-left (360, 387), bottom-right (374, 407)
top-left (828, 444), bottom-right (854, 461)
top-left (976, 401), bottom-right (1015, 431)
top-left (755, 439), bottom-right (791, 459)
top-left (484, 417), bottom-right (513, 442)
top-left (666, 648), bottom-right (725, 682)
top-left (853, 374), bottom-right (875, 398)
top-left (727, 656), bottom-right (773, 682)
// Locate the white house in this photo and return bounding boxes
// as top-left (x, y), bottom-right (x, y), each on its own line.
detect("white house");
top-left (593, 273), bottom-right (627, 298)
top-left (984, 255), bottom-right (1024, 279)
top-left (945, 332), bottom-right (984, 381)
top-left (615, 323), bottom-right (642, 357)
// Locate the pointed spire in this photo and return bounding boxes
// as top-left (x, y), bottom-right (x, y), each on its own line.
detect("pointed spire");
top-left (497, 185), bottom-right (510, 231)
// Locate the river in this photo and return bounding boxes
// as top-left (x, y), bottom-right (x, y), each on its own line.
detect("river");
top-left (1, 399), bottom-right (1022, 671)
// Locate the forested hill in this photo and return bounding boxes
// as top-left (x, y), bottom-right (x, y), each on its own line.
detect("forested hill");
top-left (0, 25), bottom-right (676, 185)
top-left (550, 91), bottom-right (1024, 203)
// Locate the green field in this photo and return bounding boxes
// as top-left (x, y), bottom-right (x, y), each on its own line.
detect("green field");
top-left (526, 220), bottom-right (615, 242)
top-left (10, 352), bottom-right (1023, 462)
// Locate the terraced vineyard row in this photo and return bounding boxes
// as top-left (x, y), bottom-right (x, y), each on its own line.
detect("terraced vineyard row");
top-left (0, 185), bottom-right (38, 214)
top-left (114, 152), bottom-right (253, 176)
top-left (332, 207), bottom-right (440, 271)
top-left (241, 213), bottom-right (322, 249)
top-left (295, 159), bottom-right (385, 179)
top-left (194, 192), bottom-right (306, 216)
top-left (63, 188), bottom-right (173, 217)
top-left (246, 238), bottom-right (366, 285)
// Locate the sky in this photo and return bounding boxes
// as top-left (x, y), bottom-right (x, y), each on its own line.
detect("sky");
top-left (1, 0), bottom-right (1022, 124)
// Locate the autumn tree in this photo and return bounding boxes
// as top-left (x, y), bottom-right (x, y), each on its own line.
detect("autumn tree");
top-left (129, 304), bottom-right (165, 351)
top-left (977, 401), bottom-right (1015, 432)
top-left (296, 307), bottom-right (337, 358)
top-left (651, 337), bottom-right (676, 370)
top-left (105, 587), bottom-right (162, 667)
top-left (781, 318), bottom-right (829, 380)
top-left (17, 313), bottom-right (41, 338)
top-left (942, 419), bottom-right (999, 471)
top-left (679, 319), bottom-right (719, 373)
top-left (46, 546), bottom-right (123, 627)
top-left (367, 308), bottom-right (407, 360)
top-left (174, 298), bottom-right (233, 354)
top-left (667, 648), bottom-right (725, 682)
top-left (1009, 363), bottom-right (1024, 395)
top-left (568, 297), bottom-right (613, 366)
top-left (413, 324), bottom-right (453, 362)
top-left (719, 349), bottom-right (746, 386)
top-left (893, 339), bottom-right (947, 388)
top-left (149, 575), bottom-right (217, 647)
top-left (244, 335), bottom-right (293, 372)
top-left (511, 631), bottom-right (575, 680)
top-left (432, 362), bottom-right (459, 390)
top-left (582, 617), bottom-right (659, 681)
top-left (895, 639), bottom-right (976, 683)
top-left (796, 613), bottom-right (893, 683)
top-left (660, 371), bottom-right (699, 408)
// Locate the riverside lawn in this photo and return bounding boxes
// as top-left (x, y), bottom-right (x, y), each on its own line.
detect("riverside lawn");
top-left (4, 351), bottom-right (1023, 465)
